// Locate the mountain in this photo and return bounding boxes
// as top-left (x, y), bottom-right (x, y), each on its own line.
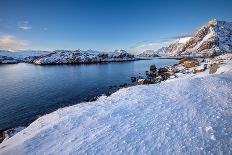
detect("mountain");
top-left (164, 19), bottom-right (232, 57)
top-left (0, 50), bottom-right (49, 59)
top-left (137, 50), bottom-right (160, 57)
top-left (33, 49), bottom-right (135, 65)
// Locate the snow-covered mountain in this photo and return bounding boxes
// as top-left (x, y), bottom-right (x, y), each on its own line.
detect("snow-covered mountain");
top-left (33, 49), bottom-right (135, 65)
top-left (137, 49), bottom-right (160, 57)
top-left (164, 19), bottom-right (232, 56)
top-left (0, 50), bottom-right (49, 59)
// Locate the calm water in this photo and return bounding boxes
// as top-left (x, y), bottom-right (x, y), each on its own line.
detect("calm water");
top-left (0, 58), bottom-right (176, 130)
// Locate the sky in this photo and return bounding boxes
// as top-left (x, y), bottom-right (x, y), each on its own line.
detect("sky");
top-left (0, 0), bottom-right (231, 53)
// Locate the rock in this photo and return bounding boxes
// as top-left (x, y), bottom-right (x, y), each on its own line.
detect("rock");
top-left (179, 58), bottom-right (199, 68)
top-left (131, 77), bottom-right (137, 83)
top-left (150, 64), bottom-right (157, 72)
top-left (145, 71), bottom-right (149, 75)
top-left (138, 79), bottom-right (151, 85)
top-left (160, 72), bottom-right (171, 81)
top-left (203, 64), bottom-right (208, 70)
top-left (182, 60), bottom-right (198, 68)
top-left (158, 67), bottom-right (169, 74)
top-left (209, 63), bottom-right (219, 74)
top-left (117, 83), bottom-right (128, 89)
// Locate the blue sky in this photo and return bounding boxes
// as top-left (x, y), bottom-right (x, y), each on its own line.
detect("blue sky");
top-left (0, 0), bottom-right (231, 53)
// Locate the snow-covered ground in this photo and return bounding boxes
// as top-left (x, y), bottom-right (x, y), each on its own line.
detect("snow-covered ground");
top-left (0, 55), bottom-right (231, 154)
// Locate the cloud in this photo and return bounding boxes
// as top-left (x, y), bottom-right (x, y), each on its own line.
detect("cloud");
top-left (18, 21), bottom-right (32, 30)
top-left (161, 34), bottom-right (192, 41)
top-left (0, 35), bottom-right (29, 51)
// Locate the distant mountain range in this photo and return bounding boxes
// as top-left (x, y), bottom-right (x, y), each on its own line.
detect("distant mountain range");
top-left (0, 49), bottom-right (135, 65)
top-left (0, 50), bottom-right (49, 58)
top-left (138, 19), bottom-right (232, 57)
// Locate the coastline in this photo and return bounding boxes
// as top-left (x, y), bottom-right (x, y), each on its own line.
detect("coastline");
top-left (0, 53), bottom-right (231, 145)
top-left (0, 53), bottom-right (231, 154)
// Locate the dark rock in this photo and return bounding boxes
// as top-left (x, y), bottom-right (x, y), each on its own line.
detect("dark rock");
top-left (150, 64), bottom-right (157, 72)
top-left (145, 71), bottom-right (149, 75)
top-left (203, 64), bottom-right (208, 70)
top-left (158, 67), bottom-right (169, 74)
top-left (138, 79), bottom-right (150, 85)
top-left (160, 72), bottom-right (171, 80)
top-left (131, 77), bottom-right (137, 83)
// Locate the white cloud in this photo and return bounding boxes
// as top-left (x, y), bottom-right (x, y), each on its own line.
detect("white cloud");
top-left (0, 35), bottom-right (29, 51)
top-left (18, 21), bottom-right (32, 30)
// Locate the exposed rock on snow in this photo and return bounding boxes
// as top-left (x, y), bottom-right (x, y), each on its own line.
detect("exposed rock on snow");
top-left (0, 54), bottom-right (231, 155)
top-left (33, 49), bottom-right (135, 65)
top-left (164, 19), bottom-right (232, 57)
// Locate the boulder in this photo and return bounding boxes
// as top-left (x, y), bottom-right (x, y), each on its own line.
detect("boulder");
top-left (158, 67), bottom-right (168, 74)
top-left (131, 77), bottom-right (137, 83)
top-left (179, 58), bottom-right (199, 68)
top-left (150, 64), bottom-right (157, 72)
top-left (138, 79), bottom-right (150, 85)
top-left (160, 72), bottom-right (171, 81)
top-left (182, 60), bottom-right (198, 68)
top-left (209, 63), bottom-right (219, 74)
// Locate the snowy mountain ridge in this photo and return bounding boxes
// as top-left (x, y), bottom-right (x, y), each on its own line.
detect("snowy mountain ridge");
top-left (0, 49), bottom-right (135, 65)
top-left (33, 49), bottom-right (135, 65)
top-left (137, 19), bottom-right (232, 57)
top-left (0, 50), bottom-right (50, 59)
top-left (164, 19), bottom-right (232, 56)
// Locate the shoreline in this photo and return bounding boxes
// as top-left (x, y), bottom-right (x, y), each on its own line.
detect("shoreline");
top-left (0, 53), bottom-right (231, 154)
top-left (0, 54), bottom-right (231, 144)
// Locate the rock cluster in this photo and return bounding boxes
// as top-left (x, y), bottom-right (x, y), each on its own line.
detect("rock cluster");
top-left (137, 64), bottom-right (178, 85)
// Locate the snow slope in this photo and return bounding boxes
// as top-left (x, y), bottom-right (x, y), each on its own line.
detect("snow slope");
top-left (0, 60), bottom-right (231, 154)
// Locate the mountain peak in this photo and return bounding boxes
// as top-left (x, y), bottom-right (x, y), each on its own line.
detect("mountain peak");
top-left (163, 19), bottom-right (232, 57)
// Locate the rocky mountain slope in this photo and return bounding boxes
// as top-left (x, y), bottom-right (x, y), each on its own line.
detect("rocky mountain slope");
top-left (164, 19), bottom-right (232, 57)
top-left (137, 19), bottom-right (232, 57)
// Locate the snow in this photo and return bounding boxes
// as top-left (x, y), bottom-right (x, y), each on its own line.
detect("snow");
top-left (177, 37), bottom-right (191, 44)
top-left (0, 55), bottom-right (231, 154)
